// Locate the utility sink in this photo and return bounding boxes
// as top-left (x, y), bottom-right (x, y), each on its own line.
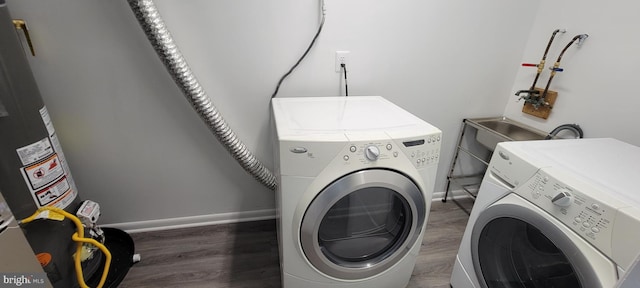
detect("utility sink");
top-left (466, 117), bottom-right (548, 151)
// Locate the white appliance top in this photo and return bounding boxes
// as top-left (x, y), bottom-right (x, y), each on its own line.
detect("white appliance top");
top-left (501, 138), bottom-right (640, 208)
top-left (272, 96), bottom-right (440, 141)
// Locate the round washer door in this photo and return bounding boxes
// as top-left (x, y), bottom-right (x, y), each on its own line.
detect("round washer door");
top-left (300, 169), bottom-right (426, 280)
top-left (471, 193), bottom-right (618, 288)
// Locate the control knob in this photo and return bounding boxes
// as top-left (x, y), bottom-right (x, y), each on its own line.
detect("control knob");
top-left (551, 190), bottom-right (573, 207)
top-left (365, 145), bottom-right (380, 161)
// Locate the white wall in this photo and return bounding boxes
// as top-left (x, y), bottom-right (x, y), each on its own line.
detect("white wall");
top-left (6, 0), bottom-right (539, 228)
top-left (505, 0), bottom-right (640, 146)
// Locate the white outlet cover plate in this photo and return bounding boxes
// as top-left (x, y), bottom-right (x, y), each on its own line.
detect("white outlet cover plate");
top-left (335, 51), bottom-right (350, 72)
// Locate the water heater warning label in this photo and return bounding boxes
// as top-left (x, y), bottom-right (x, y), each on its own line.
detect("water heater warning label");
top-left (39, 107), bottom-right (56, 136)
top-left (21, 154), bottom-right (65, 190)
top-left (11, 106), bottom-right (79, 210)
top-left (35, 177), bottom-right (71, 207)
top-left (18, 149), bottom-right (77, 209)
top-left (16, 138), bottom-right (54, 166)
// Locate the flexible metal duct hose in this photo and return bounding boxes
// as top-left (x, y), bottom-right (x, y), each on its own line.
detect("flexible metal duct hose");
top-left (127, 0), bottom-right (277, 190)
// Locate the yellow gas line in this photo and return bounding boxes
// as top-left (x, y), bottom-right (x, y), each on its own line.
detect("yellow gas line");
top-left (20, 207), bottom-right (111, 288)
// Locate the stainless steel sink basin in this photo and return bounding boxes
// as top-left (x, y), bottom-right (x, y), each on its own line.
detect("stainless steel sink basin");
top-left (467, 117), bottom-right (548, 151)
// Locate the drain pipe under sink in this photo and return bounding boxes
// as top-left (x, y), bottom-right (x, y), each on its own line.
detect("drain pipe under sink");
top-left (126, 0), bottom-right (277, 190)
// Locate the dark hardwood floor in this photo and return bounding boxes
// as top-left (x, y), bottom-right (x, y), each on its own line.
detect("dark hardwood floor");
top-left (119, 199), bottom-right (472, 288)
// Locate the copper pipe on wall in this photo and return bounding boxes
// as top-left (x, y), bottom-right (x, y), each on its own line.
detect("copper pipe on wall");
top-left (529, 29), bottom-right (565, 91)
top-left (541, 34), bottom-right (589, 99)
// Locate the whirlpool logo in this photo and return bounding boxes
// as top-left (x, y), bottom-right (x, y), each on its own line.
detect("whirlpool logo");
top-left (1, 274), bottom-right (47, 287)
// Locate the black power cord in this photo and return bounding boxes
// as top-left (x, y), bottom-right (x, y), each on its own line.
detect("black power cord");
top-left (271, 2), bottom-right (326, 99)
top-left (341, 63), bottom-right (348, 96)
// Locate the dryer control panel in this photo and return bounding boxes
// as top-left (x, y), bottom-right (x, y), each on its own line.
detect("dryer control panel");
top-left (343, 133), bottom-right (442, 168)
top-left (515, 167), bottom-right (624, 256)
top-left (398, 133), bottom-right (442, 168)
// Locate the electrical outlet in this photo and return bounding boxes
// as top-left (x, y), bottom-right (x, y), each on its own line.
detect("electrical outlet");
top-left (335, 51), bottom-right (350, 72)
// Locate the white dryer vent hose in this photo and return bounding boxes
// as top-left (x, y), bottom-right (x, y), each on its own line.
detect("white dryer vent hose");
top-left (126, 0), bottom-right (277, 191)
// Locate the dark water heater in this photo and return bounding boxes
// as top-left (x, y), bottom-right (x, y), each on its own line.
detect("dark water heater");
top-left (0, 2), bottom-right (132, 287)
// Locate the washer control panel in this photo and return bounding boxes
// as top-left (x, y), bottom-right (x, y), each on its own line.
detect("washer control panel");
top-left (516, 168), bottom-right (620, 253)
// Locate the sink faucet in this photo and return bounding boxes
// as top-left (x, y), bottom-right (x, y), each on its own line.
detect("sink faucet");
top-left (514, 89), bottom-right (539, 101)
top-left (515, 89), bottom-right (549, 109)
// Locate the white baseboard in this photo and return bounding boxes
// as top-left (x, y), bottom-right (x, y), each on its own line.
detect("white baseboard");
top-left (431, 189), bottom-right (472, 202)
top-left (104, 209), bottom-right (276, 234)
top-left (106, 190), bottom-right (472, 234)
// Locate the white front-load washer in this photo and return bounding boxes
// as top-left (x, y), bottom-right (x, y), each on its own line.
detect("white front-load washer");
top-left (450, 138), bottom-right (640, 288)
top-left (271, 96), bottom-right (442, 288)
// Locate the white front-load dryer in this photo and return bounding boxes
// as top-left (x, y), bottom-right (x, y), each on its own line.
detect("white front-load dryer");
top-left (271, 96), bottom-right (442, 288)
top-left (450, 138), bottom-right (640, 288)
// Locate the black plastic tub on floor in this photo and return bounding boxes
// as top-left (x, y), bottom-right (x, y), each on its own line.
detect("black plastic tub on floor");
top-left (87, 227), bottom-right (136, 288)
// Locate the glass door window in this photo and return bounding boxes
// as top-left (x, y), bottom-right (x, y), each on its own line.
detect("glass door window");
top-left (318, 186), bottom-right (411, 267)
top-left (471, 194), bottom-right (617, 288)
top-left (300, 169), bottom-right (426, 279)
top-left (477, 217), bottom-right (579, 288)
